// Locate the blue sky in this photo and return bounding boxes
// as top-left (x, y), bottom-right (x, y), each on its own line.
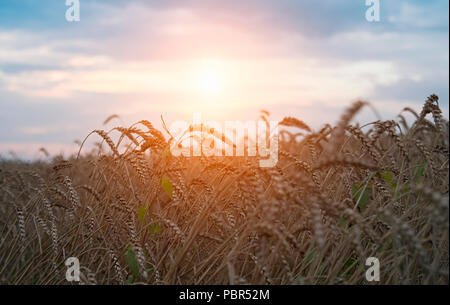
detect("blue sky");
top-left (0, 0), bottom-right (448, 158)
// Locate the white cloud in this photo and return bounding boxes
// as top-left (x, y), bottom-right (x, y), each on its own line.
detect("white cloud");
top-left (388, 2), bottom-right (449, 28)
top-left (19, 126), bottom-right (51, 135)
top-left (0, 142), bottom-right (78, 159)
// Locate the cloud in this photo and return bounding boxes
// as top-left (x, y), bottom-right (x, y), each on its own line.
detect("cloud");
top-left (0, 0), bottom-right (448, 157)
top-left (386, 1), bottom-right (449, 30)
top-left (19, 126), bottom-right (51, 136)
top-left (0, 142), bottom-right (78, 160)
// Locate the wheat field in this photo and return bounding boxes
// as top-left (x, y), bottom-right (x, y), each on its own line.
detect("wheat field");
top-left (0, 94), bottom-right (448, 285)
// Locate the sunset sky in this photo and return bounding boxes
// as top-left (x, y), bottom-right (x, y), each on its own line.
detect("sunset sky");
top-left (0, 0), bottom-right (448, 158)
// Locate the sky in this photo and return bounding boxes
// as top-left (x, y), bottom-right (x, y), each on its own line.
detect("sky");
top-left (0, 0), bottom-right (448, 158)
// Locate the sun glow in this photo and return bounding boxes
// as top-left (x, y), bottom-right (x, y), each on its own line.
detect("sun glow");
top-left (194, 59), bottom-right (227, 96)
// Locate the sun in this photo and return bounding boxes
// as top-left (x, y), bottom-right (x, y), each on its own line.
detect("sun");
top-left (194, 59), bottom-right (227, 96)
top-left (198, 69), bottom-right (223, 95)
